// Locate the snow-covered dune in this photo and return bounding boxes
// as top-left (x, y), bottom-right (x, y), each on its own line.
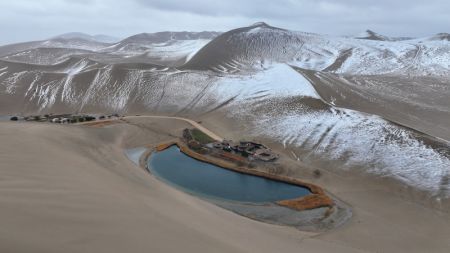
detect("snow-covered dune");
top-left (183, 22), bottom-right (450, 77)
top-left (0, 31), bottom-right (220, 66)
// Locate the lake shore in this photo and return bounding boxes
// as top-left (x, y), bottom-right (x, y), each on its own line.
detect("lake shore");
top-left (140, 141), bottom-right (351, 232)
top-left (153, 141), bottom-right (332, 207)
top-left (1, 116), bottom-right (450, 252)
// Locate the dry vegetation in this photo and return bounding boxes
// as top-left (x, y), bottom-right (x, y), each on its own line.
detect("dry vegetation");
top-left (277, 194), bottom-right (334, 211)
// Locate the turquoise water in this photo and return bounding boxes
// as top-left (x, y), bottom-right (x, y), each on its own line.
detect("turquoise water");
top-left (0, 115), bottom-right (11, 121)
top-left (148, 146), bottom-right (311, 203)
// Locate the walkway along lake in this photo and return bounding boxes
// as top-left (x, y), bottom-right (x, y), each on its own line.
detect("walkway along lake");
top-left (148, 146), bottom-right (311, 203)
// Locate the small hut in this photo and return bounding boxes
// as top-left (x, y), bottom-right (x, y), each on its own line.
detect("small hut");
top-left (51, 118), bottom-right (61, 123)
top-left (61, 118), bottom-right (70, 124)
top-left (253, 149), bottom-right (279, 162)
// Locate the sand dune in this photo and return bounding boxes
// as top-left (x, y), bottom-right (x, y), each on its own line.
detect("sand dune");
top-left (1, 118), bottom-right (450, 252)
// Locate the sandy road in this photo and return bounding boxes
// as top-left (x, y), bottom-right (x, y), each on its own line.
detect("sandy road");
top-left (123, 115), bottom-right (224, 141)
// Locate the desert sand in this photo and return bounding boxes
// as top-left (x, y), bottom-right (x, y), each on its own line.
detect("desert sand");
top-left (1, 117), bottom-right (450, 252)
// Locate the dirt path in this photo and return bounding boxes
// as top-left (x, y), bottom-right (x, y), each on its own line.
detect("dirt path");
top-left (124, 115), bottom-right (224, 141)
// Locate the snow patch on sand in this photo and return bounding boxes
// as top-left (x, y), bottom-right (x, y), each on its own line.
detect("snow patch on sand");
top-left (213, 64), bottom-right (321, 100)
top-left (152, 39), bottom-right (211, 62)
top-left (2, 71), bottom-right (27, 94)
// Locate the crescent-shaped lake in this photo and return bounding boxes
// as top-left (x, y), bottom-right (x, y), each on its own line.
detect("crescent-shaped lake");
top-left (148, 146), bottom-right (311, 203)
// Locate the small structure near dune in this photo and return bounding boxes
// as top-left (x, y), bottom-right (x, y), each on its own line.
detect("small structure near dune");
top-left (253, 148), bottom-right (279, 162)
top-left (196, 135), bottom-right (279, 162)
top-left (183, 128), bottom-right (279, 163)
top-left (234, 141), bottom-right (268, 156)
top-left (61, 118), bottom-right (71, 124)
top-left (213, 140), bottom-right (234, 151)
top-left (210, 140), bottom-right (279, 162)
top-left (9, 113), bottom-right (122, 125)
top-left (51, 118), bottom-right (61, 123)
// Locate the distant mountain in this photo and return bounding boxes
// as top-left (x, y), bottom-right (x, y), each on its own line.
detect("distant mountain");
top-left (0, 37), bottom-right (111, 58)
top-left (354, 30), bottom-right (413, 41)
top-left (52, 32), bottom-right (121, 43)
top-left (0, 31), bottom-right (220, 66)
top-left (428, 33), bottom-right (450, 41)
top-left (103, 31), bottom-right (221, 61)
top-left (119, 31), bottom-right (220, 44)
top-left (355, 30), bottom-right (390, 41)
top-left (0, 41), bottom-right (44, 58)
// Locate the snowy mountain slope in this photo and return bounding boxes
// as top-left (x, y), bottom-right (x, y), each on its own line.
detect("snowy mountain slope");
top-left (2, 48), bottom-right (96, 65)
top-left (354, 29), bottom-right (413, 41)
top-left (0, 31), bottom-right (220, 66)
top-left (183, 22), bottom-right (337, 72)
top-left (355, 30), bottom-right (391, 41)
top-left (428, 33), bottom-right (450, 41)
top-left (183, 22), bottom-right (450, 77)
top-left (295, 68), bottom-right (450, 141)
top-left (0, 58), bottom-right (172, 114)
top-left (0, 41), bottom-right (44, 57)
top-left (99, 39), bottom-right (213, 66)
top-left (118, 31), bottom-right (220, 44)
top-left (100, 31), bottom-right (220, 65)
top-left (39, 37), bottom-right (111, 51)
top-left (0, 38), bottom-right (112, 60)
top-left (147, 39), bottom-right (214, 62)
top-left (2, 24), bottom-right (448, 76)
